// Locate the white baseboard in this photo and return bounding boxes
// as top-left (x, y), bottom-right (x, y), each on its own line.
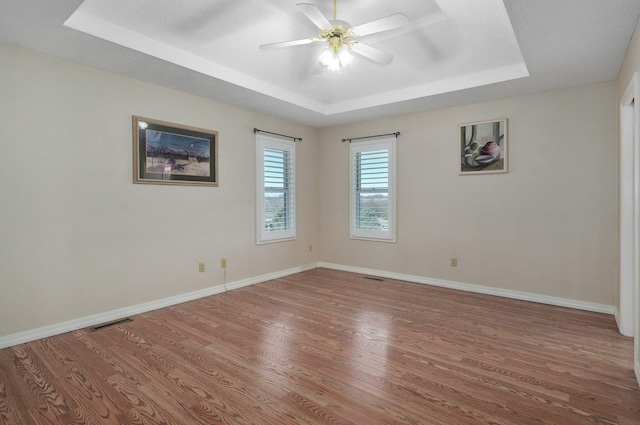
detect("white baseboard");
top-left (636, 359), bottom-right (640, 388)
top-left (318, 262), bottom-right (615, 315)
top-left (613, 308), bottom-right (636, 337)
top-left (1, 261), bottom-right (615, 350)
top-left (0, 263), bottom-right (318, 350)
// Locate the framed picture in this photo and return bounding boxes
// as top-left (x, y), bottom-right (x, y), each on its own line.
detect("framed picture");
top-left (133, 116), bottom-right (218, 186)
top-left (460, 118), bottom-right (507, 175)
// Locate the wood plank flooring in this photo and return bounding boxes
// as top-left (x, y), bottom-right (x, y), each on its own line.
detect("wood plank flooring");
top-left (1, 268), bottom-right (639, 424)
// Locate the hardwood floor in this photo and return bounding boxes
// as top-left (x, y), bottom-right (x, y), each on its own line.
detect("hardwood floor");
top-left (1, 268), bottom-right (639, 424)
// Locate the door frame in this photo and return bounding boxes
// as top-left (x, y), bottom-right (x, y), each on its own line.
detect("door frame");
top-left (619, 72), bottom-right (640, 385)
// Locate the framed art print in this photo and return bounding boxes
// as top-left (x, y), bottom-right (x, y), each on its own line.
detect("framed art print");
top-left (133, 116), bottom-right (218, 186)
top-left (460, 118), bottom-right (507, 175)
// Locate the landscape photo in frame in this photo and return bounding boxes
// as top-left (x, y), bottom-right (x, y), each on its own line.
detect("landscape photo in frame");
top-left (133, 116), bottom-right (218, 186)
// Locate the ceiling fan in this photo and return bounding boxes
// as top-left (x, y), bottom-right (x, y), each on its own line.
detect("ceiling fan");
top-left (259, 1), bottom-right (409, 71)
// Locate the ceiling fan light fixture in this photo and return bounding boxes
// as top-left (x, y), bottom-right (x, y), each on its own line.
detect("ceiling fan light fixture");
top-left (327, 54), bottom-right (341, 71)
top-left (320, 45), bottom-right (352, 71)
top-left (319, 48), bottom-right (334, 66)
top-left (338, 47), bottom-right (353, 66)
top-left (319, 34), bottom-right (353, 71)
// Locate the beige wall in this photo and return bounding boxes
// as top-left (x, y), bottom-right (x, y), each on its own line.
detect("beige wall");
top-left (0, 39), bottom-right (621, 341)
top-left (0, 42), bottom-right (319, 338)
top-left (318, 81), bottom-right (618, 305)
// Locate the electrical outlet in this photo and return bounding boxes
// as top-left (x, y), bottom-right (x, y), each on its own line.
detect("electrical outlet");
top-left (199, 262), bottom-right (205, 272)
top-left (451, 257), bottom-right (458, 267)
top-left (221, 258), bottom-right (227, 268)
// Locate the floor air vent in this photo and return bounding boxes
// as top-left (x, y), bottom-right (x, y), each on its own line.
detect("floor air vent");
top-left (90, 317), bottom-right (133, 331)
top-left (364, 276), bottom-right (385, 282)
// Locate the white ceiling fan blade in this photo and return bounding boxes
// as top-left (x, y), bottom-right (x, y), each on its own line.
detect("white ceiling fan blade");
top-left (296, 3), bottom-right (333, 30)
top-left (350, 43), bottom-right (394, 65)
top-left (259, 38), bottom-right (318, 50)
top-left (351, 13), bottom-right (409, 37)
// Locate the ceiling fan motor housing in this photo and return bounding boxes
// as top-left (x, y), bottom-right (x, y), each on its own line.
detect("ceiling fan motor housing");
top-left (321, 20), bottom-right (355, 52)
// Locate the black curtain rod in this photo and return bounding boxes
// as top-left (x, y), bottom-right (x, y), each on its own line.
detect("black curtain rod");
top-left (254, 128), bottom-right (302, 142)
top-left (342, 131), bottom-right (400, 143)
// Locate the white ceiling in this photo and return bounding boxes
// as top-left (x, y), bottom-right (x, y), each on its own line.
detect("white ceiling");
top-left (1, 0), bottom-right (639, 128)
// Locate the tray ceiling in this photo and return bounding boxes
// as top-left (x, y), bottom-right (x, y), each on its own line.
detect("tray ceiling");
top-left (1, 0), bottom-right (640, 127)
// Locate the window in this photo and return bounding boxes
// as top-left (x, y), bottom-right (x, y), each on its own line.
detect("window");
top-left (350, 137), bottom-right (396, 241)
top-left (257, 135), bottom-right (296, 244)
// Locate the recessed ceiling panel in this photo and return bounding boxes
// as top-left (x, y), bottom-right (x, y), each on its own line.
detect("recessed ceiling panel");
top-left (64, 0), bottom-right (529, 115)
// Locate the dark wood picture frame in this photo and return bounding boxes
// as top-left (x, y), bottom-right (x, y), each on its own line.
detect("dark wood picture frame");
top-left (133, 116), bottom-right (218, 186)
